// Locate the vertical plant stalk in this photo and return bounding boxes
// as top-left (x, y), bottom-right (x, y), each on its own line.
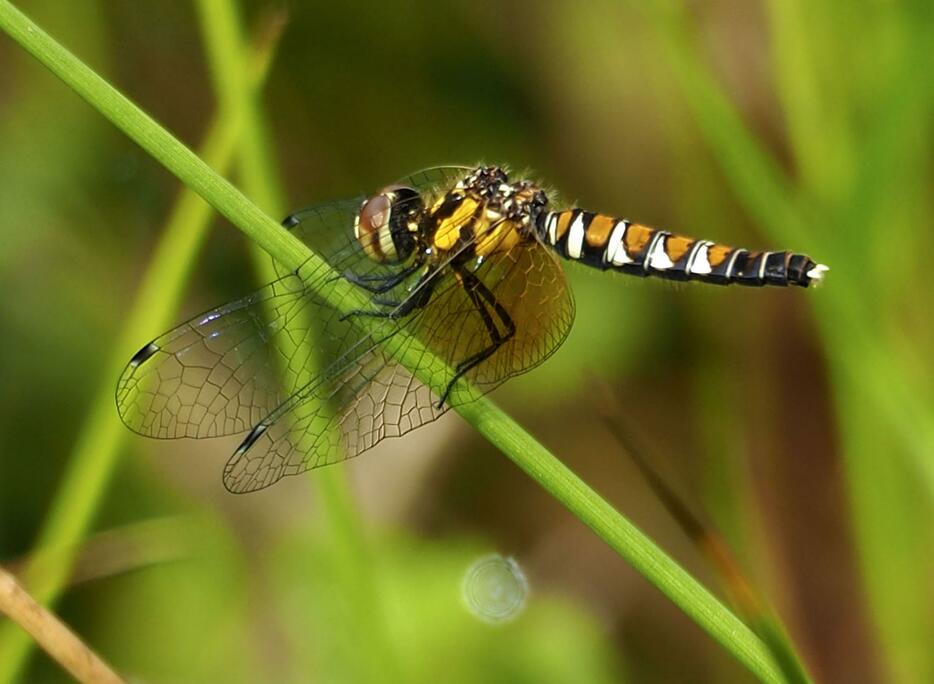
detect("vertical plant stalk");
top-left (0, 3), bottom-right (792, 682)
top-left (764, 0), bottom-right (853, 204)
top-left (639, 2), bottom-right (934, 681)
top-left (779, 13), bottom-right (934, 680)
top-left (194, 1), bottom-right (403, 680)
top-left (0, 15), bottom-right (283, 682)
top-left (596, 382), bottom-right (813, 684)
top-left (0, 566), bottom-right (124, 684)
top-left (636, 1), bottom-right (934, 497)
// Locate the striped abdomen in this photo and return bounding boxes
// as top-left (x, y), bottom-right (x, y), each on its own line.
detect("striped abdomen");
top-left (537, 210), bottom-right (827, 287)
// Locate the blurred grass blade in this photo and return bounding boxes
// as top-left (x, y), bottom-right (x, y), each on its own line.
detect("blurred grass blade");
top-left (595, 382), bottom-right (813, 684)
top-left (5, 517), bottom-right (200, 588)
top-left (653, 8), bottom-right (934, 484)
top-left (827, 20), bottom-right (934, 675)
top-left (635, 2), bottom-right (813, 252)
top-left (0, 16), bottom-right (283, 682)
top-left (640, 2), bottom-right (934, 681)
top-left (765, 0), bottom-right (853, 206)
top-left (461, 401), bottom-right (790, 684)
top-left (640, 0), bottom-right (934, 497)
top-left (0, 3), bottom-right (797, 681)
top-left (195, 1), bottom-right (404, 680)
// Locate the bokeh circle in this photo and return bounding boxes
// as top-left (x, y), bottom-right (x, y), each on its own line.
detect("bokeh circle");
top-left (461, 554), bottom-right (529, 624)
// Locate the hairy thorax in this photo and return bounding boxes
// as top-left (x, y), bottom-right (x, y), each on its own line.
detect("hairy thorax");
top-left (427, 166), bottom-right (548, 261)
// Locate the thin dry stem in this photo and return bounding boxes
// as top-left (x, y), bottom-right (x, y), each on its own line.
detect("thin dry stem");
top-left (0, 566), bottom-right (124, 684)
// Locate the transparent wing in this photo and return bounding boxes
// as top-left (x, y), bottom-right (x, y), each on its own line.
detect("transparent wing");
top-left (221, 341), bottom-right (441, 492)
top-left (222, 238), bottom-right (575, 493)
top-left (115, 255), bottom-right (388, 440)
top-left (119, 165), bottom-right (575, 494)
top-left (117, 170), bottom-right (470, 473)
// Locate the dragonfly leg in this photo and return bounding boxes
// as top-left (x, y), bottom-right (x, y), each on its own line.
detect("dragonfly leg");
top-left (340, 268), bottom-right (438, 322)
top-left (344, 260), bottom-right (424, 294)
top-left (438, 267), bottom-right (515, 408)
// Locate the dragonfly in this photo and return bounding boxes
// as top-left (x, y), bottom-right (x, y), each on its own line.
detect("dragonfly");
top-left (117, 166), bottom-right (827, 493)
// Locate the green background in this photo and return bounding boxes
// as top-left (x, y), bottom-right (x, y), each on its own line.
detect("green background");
top-left (1, 1), bottom-right (932, 682)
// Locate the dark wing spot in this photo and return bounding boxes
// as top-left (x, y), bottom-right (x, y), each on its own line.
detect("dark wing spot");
top-left (234, 423), bottom-right (268, 456)
top-left (129, 342), bottom-right (160, 367)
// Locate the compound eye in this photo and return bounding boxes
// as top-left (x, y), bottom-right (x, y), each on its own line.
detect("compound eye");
top-left (359, 194), bottom-right (392, 234)
top-left (354, 186), bottom-right (422, 263)
top-left (354, 194), bottom-right (393, 262)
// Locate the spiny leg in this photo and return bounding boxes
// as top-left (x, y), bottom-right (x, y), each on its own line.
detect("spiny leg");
top-left (438, 266), bottom-right (515, 408)
top-left (343, 260), bottom-right (424, 294)
top-left (469, 267), bottom-right (515, 332)
top-left (340, 267), bottom-right (439, 322)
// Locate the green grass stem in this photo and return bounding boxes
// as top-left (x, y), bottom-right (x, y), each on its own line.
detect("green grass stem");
top-left (0, 2), bottom-right (795, 681)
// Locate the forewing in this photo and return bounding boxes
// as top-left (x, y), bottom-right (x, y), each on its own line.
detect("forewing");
top-left (116, 204), bottom-right (382, 441)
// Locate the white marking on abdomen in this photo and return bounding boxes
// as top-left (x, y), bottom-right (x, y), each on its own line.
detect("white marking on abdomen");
top-left (688, 241), bottom-right (713, 275)
top-left (723, 249), bottom-right (744, 279)
top-left (546, 212), bottom-right (558, 245)
top-left (647, 235), bottom-right (674, 270)
top-left (607, 220), bottom-right (632, 265)
top-left (806, 263), bottom-right (829, 281)
top-left (757, 251), bottom-right (770, 280)
top-left (567, 213), bottom-right (586, 259)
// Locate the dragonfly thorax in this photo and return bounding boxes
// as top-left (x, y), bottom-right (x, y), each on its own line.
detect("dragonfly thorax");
top-left (429, 166), bottom-right (549, 258)
top-left (354, 184), bottom-right (422, 263)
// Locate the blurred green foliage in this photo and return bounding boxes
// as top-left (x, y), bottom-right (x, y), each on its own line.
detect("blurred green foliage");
top-left (1, 1), bottom-right (932, 683)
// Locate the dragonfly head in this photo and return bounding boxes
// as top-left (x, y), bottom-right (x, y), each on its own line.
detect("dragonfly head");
top-left (354, 185), bottom-right (423, 263)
